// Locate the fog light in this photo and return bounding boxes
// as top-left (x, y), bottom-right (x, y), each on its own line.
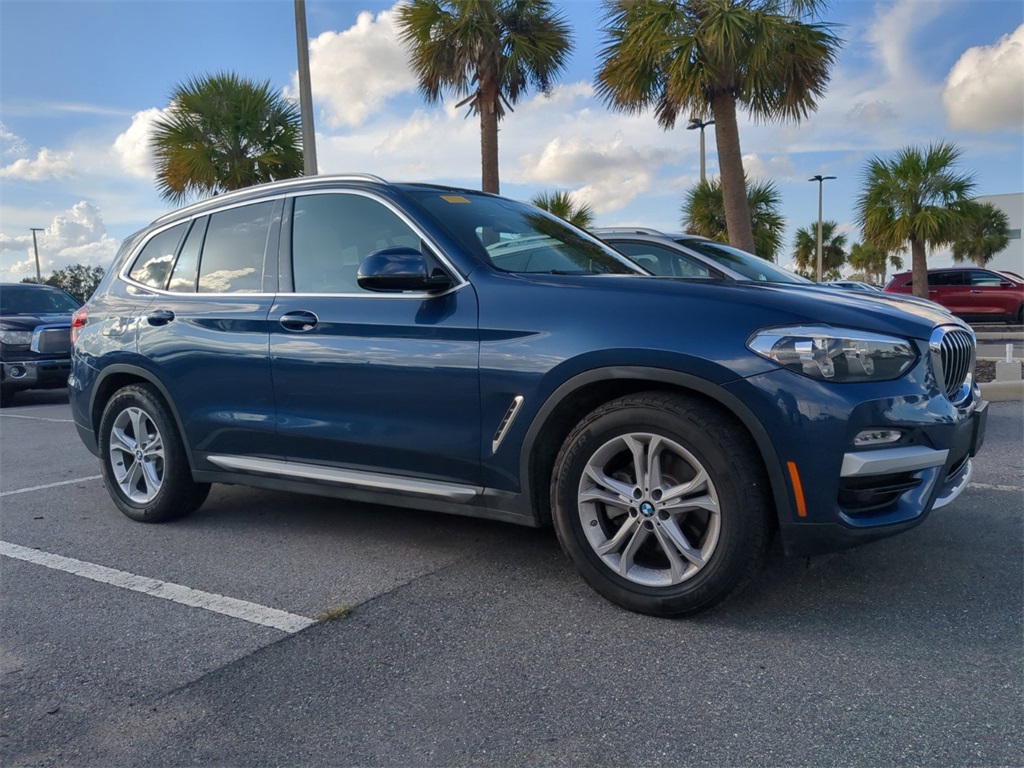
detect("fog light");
top-left (854, 429), bottom-right (903, 446)
top-left (9, 365), bottom-right (26, 378)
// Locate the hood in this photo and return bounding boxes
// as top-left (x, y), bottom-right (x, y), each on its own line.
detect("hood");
top-left (0, 312), bottom-right (74, 331)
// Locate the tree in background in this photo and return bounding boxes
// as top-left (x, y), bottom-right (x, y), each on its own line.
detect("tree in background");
top-left (531, 190), bottom-right (595, 229)
top-left (792, 220), bottom-right (847, 279)
top-left (857, 142), bottom-right (975, 299)
top-left (681, 177), bottom-right (785, 261)
top-left (951, 200), bottom-right (1011, 268)
top-left (396, 0), bottom-right (572, 194)
top-left (21, 264), bottom-right (105, 302)
top-left (150, 72), bottom-right (303, 204)
top-left (847, 241), bottom-right (903, 286)
top-left (597, 0), bottom-right (840, 254)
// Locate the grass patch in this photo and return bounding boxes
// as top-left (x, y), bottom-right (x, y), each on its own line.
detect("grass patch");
top-left (317, 604), bottom-right (354, 622)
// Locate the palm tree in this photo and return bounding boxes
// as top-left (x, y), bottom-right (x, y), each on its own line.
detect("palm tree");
top-left (951, 200), bottom-right (1011, 268)
top-left (793, 220), bottom-right (847, 279)
top-left (597, 0), bottom-right (840, 254)
top-left (682, 177), bottom-right (785, 261)
top-left (847, 241), bottom-right (903, 286)
top-left (857, 142), bottom-right (976, 299)
top-left (396, 0), bottom-right (572, 194)
top-left (531, 190), bottom-right (595, 228)
top-left (150, 72), bottom-right (303, 204)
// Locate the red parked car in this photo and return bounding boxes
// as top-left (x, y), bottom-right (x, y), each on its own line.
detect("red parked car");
top-left (885, 268), bottom-right (1024, 324)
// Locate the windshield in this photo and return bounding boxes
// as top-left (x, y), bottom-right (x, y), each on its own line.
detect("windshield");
top-left (406, 190), bottom-right (640, 275)
top-left (0, 285), bottom-right (81, 315)
top-left (676, 238), bottom-right (811, 284)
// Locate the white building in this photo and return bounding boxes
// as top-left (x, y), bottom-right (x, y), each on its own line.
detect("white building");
top-left (928, 192), bottom-right (1024, 274)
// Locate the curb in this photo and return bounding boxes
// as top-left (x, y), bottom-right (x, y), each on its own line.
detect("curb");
top-left (979, 380), bottom-right (1024, 403)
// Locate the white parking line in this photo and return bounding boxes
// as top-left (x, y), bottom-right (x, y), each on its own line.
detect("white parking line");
top-left (0, 541), bottom-right (317, 634)
top-left (0, 413), bottom-right (76, 423)
top-left (971, 482), bottom-right (1024, 493)
top-left (0, 475), bottom-right (103, 497)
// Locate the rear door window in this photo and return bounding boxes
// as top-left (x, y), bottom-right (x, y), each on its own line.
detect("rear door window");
top-left (928, 272), bottom-right (964, 286)
top-left (129, 223), bottom-right (187, 289)
top-left (198, 202), bottom-right (275, 293)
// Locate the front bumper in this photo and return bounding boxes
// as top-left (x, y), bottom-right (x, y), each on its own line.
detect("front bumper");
top-left (725, 364), bottom-right (988, 557)
top-left (0, 358), bottom-right (72, 391)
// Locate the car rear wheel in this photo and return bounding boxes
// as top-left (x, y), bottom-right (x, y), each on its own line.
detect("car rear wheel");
top-left (98, 384), bottom-right (209, 522)
top-left (0, 387), bottom-right (15, 408)
top-left (551, 392), bottom-right (772, 617)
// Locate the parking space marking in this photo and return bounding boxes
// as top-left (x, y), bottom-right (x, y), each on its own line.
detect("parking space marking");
top-left (0, 541), bottom-right (317, 634)
top-left (0, 475), bottom-right (103, 497)
top-left (0, 413), bottom-right (76, 423)
top-left (971, 482), bottom-right (1024, 493)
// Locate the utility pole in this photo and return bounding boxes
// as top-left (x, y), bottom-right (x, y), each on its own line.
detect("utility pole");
top-left (687, 118), bottom-right (715, 182)
top-left (809, 175), bottom-right (836, 282)
top-left (294, 0), bottom-right (318, 176)
top-left (30, 228), bottom-right (44, 284)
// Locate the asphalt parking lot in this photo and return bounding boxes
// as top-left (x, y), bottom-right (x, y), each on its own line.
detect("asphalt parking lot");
top-left (1, 389), bottom-right (1022, 767)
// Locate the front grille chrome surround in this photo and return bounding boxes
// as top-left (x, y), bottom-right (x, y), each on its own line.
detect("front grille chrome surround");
top-left (929, 326), bottom-right (975, 405)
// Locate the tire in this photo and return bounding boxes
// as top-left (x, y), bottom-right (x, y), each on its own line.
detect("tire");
top-left (98, 384), bottom-right (210, 522)
top-left (551, 392), bottom-right (772, 617)
top-left (0, 387), bottom-right (16, 408)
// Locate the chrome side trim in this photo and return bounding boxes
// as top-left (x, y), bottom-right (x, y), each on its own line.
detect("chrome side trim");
top-left (206, 455), bottom-right (480, 502)
top-left (932, 459), bottom-right (973, 510)
top-left (840, 446), bottom-right (949, 478)
top-left (491, 395), bottom-right (525, 453)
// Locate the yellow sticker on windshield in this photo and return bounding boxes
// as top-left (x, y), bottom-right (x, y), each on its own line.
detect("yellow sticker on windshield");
top-left (441, 195), bottom-right (470, 203)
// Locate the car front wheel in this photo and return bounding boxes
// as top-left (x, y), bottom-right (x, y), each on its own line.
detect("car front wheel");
top-left (98, 383), bottom-right (209, 522)
top-left (551, 392), bottom-right (772, 617)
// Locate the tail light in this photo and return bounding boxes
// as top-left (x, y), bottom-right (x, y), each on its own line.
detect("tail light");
top-left (71, 306), bottom-right (88, 344)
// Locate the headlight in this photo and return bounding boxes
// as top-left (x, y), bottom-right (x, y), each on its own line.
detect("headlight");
top-left (747, 325), bottom-right (917, 382)
top-left (0, 330), bottom-right (32, 345)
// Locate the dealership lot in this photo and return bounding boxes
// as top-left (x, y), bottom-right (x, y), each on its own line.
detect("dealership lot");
top-left (2, 389), bottom-right (1022, 766)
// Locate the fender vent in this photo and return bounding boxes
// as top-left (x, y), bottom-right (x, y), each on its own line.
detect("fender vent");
top-left (491, 396), bottom-right (524, 453)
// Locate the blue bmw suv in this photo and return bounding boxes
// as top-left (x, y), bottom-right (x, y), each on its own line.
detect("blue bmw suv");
top-left (69, 175), bottom-right (987, 616)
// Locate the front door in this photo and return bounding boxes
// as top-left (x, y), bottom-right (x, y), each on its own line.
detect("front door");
top-left (268, 191), bottom-right (481, 486)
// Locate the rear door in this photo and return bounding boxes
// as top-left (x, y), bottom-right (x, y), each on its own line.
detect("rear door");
top-left (927, 271), bottom-right (968, 313)
top-left (268, 190), bottom-right (481, 486)
top-left (136, 200), bottom-right (281, 459)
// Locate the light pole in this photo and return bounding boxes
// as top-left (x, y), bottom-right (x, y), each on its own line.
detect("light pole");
top-left (687, 117), bottom-right (715, 182)
top-left (294, 0), bottom-right (318, 176)
top-left (809, 175), bottom-right (836, 282)
top-left (30, 228), bottom-right (44, 284)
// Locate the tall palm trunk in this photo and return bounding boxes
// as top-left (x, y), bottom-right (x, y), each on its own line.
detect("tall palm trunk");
top-left (710, 92), bottom-right (755, 254)
top-left (910, 236), bottom-right (928, 299)
top-left (479, 66), bottom-right (500, 194)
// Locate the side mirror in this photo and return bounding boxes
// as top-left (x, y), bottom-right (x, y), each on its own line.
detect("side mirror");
top-left (357, 247), bottom-right (454, 293)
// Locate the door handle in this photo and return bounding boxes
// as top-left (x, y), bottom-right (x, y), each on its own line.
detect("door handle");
top-left (970, 289), bottom-right (983, 293)
top-left (279, 311), bottom-right (319, 332)
top-left (146, 309), bottom-right (175, 326)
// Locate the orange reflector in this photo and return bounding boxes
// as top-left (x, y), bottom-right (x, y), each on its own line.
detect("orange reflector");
top-left (787, 461), bottom-right (807, 518)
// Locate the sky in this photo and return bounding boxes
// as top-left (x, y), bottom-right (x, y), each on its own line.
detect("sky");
top-left (1, 0), bottom-right (1022, 283)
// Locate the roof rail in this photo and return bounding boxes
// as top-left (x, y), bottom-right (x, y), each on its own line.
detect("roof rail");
top-left (152, 173), bottom-right (389, 225)
top-left (590, 227), bottom-right (670, 237)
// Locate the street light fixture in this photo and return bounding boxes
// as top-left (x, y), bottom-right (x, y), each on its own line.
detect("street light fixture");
top-left (29, 228), bottom-right (45, 284)
top-left (808, 174), bottom-right (836, 282)
top-left (687, 117), bottom-right (715, 182)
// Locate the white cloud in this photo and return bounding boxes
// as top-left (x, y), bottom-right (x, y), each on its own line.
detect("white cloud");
top-left (1, 123), bottom-right (28, 158)
top-left (0, 148), bottom-right (75, 181)
top-left (943, 24), bottom-right (1024, 132)
top-left (741, 153), bottom-right (796, 183)
top-left (574, 172), bottom-right (656, 215)
top-left (0, 201), bottom-right (119, 282)
top-left (519, 135), bottom-right (676, 185)
top-left (113, 108), bottom-right (166, 178)
top-left (296, 5), bottom-right (417, 129)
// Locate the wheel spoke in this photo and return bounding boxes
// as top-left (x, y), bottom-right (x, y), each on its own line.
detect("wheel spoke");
top-left (110, 426), bottom-right (136, 455)
top-left (662, 493), bottom-right (719, 515)
top-left (113, 455), bottom-right (134, 485)
top-left (661, 468), bottom-right (709, 503)
top-left (596, 515), bottom-right (640, 556)
top-left (618, 524), bottom-right (648, 577)
top-left (584, 465), bottom-right (635, 504)
top-left (127, 461), bottom-right (145, 496)
top-left (646, 436), bottom-right (663, 492)
top-left (659, 516), bottom-right (706, 567)
top-left (579, 487), bottom-right (632, 511)
top-left (130, 408), bottom-right (147, 447)
top-left (143, 432), bottom-right (163, 458)
top-left (622, 435), bottom-right (647, 489)
top-left (141, 460), bottom-right (162, 492)
top-left (652, 522), bottom-right (688, 581)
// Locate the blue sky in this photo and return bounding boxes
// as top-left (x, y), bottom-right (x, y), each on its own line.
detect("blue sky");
top-left (1, 0), bottom-right (1022, 282)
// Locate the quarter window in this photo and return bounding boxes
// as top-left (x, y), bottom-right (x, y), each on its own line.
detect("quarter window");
top-left (291, 194), bottom-right (422, 293)
top-left (129, 223), bottom-right (186, 289)
top-left (197, 202), bottom-right (274, 293)
top-left (968, 271), bottom-right (1003, 286)
top-left (167, 218), bottom-right (207, 293)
